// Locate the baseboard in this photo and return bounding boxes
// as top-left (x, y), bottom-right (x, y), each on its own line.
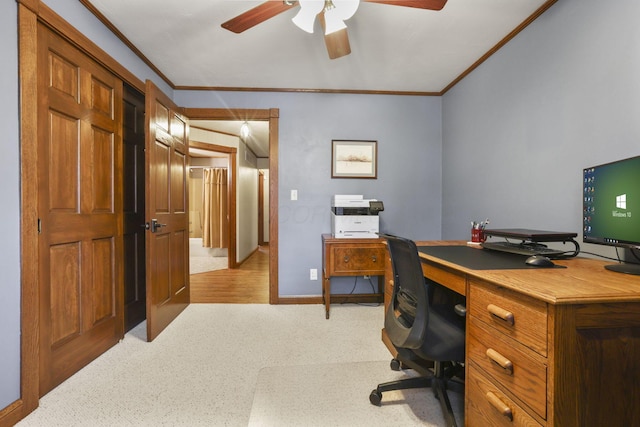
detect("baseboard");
top-left (277, 296), bottom-right (323, 305)
top-left (0, 399), bottom-right (28, 427)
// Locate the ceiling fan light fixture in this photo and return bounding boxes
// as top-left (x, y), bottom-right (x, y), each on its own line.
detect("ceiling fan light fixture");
top-left (323, 8), bottom-right (347, 35)
top-left (292, 0), bottom-right (324, 33)
top-left (332, 0), bottom-right (359, 21)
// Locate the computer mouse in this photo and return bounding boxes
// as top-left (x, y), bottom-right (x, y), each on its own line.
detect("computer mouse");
top-left (525, 255), bottom-right (555, 267)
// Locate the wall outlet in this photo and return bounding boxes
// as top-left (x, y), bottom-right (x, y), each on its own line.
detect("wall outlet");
top-left (291, 189), bottom-right (298, 201)
top-left (310, 268), bottom-right (318, 280)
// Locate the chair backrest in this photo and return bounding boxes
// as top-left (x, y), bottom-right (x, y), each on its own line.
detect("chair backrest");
top-left (379, 233), bottom-right (429, 350)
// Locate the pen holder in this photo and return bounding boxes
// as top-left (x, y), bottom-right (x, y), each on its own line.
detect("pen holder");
top-left (471, 228), bottom-right (486, 243)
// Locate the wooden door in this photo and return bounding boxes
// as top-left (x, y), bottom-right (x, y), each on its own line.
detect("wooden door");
top-left (37, 26), bottom-right (124, 395)
top-left (123, 84), bottom-right (146, 332)
top-left (145, 80), bottom-right (190, 341)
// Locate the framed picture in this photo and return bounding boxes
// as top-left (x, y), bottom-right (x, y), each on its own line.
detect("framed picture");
top-left (331, 140), bottom-right (378, 179)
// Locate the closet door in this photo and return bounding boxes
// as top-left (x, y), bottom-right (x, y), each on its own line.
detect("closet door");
top-left (37, 25), bottom-right (124, 395)
top-left (144, 80), bottom-right (190, 341)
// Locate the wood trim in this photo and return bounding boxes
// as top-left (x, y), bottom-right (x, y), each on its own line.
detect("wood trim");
top-left (268, 108), bottom-right (279, 304)
top-left (228, 151), bottom-right (238, 269)
top-left (184, 108), bottom-right (273, 121)
top-left (0, 400), bottom-right (25, 426)
top-left (278, 297), bottom-right (324, 305)
top-left (78, 0), bottom-right (174, 89)
top-left (441, 0), bottom-right (558, 94)
top-left (258, 171), bottom-right (265, 246)
top-left (189, 140), bottom-right (237, 154)
top-left (178, 86), bottom-right (440, 97)
top-left (12, 2), bottom-right (41, 424)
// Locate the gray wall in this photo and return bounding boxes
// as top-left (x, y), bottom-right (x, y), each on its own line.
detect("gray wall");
top-left (1, 0), bottom-right (21, 409)
top-left (4, 0), bottom-right (638, 414)
top-left (174, 91), bottom-right (444, 296)
top-left (441, 0), bottom-right (640, 262)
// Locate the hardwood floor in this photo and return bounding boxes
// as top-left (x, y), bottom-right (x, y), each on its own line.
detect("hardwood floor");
top-left (190, 245), bottom-right (269, 303)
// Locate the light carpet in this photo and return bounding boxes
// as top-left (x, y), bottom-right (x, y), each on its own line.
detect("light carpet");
top-left (16, 304), bottom-right (463, 427)
top-left (189, 256), bottom-right (228, 274)
top-left (249, 361), bottom-right (463, 427)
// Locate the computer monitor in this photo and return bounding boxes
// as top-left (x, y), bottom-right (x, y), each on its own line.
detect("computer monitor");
top-left (583, 155), bottom-right (640, 275)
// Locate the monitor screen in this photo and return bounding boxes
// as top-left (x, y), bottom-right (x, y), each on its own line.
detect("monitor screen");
top-left (583, 155), bottom-right (640, 250)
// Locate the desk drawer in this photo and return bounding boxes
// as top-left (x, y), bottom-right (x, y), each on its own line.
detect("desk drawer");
top-left (468, 317), bottom-right (547, 419)
top-left (422, 261), bottom-right (466, 296)
top-left (469, 279), bottom-right (548, 356)
top-left (331, 247), bottom-right (385, 275)
top-left (467, 364), bottom-right (544, 427)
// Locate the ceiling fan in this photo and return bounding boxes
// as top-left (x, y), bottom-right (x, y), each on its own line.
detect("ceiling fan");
top-left (221, 0), bottom-right (448, 60)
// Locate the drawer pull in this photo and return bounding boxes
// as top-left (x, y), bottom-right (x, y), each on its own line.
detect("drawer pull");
top-left (487, 304), bottom-right (515, 326)
top-left (371, 255), bottom-right (377, 262)
top-left (344, 256), bottom-right (350, 263)
top-left (486, 348), bottom-right (514, 375)
top-left (486, 391), bottom-right (514, 421)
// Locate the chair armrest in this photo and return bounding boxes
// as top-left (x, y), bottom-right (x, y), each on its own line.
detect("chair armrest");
top-left (454, 304), bottom-right (467, 317)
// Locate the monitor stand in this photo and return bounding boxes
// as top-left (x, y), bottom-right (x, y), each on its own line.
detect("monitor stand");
top-left (605, 263), bottom-right (640, 275)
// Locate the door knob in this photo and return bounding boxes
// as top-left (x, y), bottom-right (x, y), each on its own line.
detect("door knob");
top-left (146, 219), bottom-right (167, 233)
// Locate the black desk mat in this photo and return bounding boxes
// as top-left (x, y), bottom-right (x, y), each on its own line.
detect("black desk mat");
top-left (418, 245), bottom-right (565, 270)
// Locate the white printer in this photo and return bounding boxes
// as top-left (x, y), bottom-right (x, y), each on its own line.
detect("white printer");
top-left (331, 195), bottom-right (384, 238)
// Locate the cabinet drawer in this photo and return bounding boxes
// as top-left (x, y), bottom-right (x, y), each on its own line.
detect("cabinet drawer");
top-left (467, 364), bottom-right (544, 427)
top-left (469, 279), bottom-right (548, 356)
top-left (331, 247), bottom-right (385, 274)
top-left (468, 317), bottom-right (547, 419)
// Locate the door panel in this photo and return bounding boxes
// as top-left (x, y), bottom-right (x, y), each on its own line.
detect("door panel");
top-left (38, 26), bottom-right (123, 395)
top-left (145, 81), bottom-right (190, 342)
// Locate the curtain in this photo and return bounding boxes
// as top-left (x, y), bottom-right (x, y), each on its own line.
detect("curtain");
top-left (202, 168), bottom-right (228, 248)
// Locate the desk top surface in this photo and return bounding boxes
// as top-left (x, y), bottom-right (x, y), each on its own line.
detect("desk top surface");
top-left (416, 241), bottom-right (640, 305)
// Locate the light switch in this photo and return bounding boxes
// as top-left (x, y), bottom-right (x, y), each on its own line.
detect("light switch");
top-left (291, 189), bottom-right (298, 201)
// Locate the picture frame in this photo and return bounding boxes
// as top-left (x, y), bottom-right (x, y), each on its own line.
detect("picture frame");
top-left (331, 140), bottom-right (378, 179)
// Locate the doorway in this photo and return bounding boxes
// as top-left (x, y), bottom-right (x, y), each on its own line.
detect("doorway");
top-left (188, 118), bottom-right (271, 303)
top-left (188, 145), bottom-right (231, 275)
top-left (184, 108), bottom-right (279, 308)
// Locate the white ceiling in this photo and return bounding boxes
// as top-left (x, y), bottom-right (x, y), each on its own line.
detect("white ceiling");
top-left (84, 0), bottom-right (555, 158)
top-left (87, 0), bottom-right (554, 93)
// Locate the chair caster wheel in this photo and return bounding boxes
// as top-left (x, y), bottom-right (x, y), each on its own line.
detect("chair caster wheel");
top-left (369, 389), bottom-right (382, 406)
top-left (390, 359), bottom-right (401, 371)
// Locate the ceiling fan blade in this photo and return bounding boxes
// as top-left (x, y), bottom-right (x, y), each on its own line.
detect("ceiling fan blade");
top-left (364, 0), bottom-right (447, 10)
top-left (221, 1), bottom-right (296, 33)
top-left (324, 29), bottom-right (351, 59)
top-left (319, 13), bottom-right (351, 60)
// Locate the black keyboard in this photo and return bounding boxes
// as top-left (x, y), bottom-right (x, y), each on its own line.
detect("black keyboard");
top-left (481, 241), bottom-right (566, 257)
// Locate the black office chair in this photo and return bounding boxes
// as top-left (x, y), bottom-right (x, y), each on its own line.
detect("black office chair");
top-left (370, 233), bottom-right (466, 427)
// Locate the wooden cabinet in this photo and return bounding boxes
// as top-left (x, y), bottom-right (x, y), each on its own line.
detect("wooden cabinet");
top-left (383, 242), bottom-right (640, 426)
top-left (321, 234), bottom-right (386, 319)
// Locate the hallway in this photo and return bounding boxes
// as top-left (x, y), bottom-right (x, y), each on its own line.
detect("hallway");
top-left (190, 245), bottom-right (269, 303)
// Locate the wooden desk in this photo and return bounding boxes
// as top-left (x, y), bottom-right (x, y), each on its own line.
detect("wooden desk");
top-left (382, 241), bottom-right (640, 426)
top-left (321, 234), bottom-right (385, 319)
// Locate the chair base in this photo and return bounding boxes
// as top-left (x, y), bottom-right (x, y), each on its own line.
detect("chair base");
top-left (369, 360), bottom-right (464, 427)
